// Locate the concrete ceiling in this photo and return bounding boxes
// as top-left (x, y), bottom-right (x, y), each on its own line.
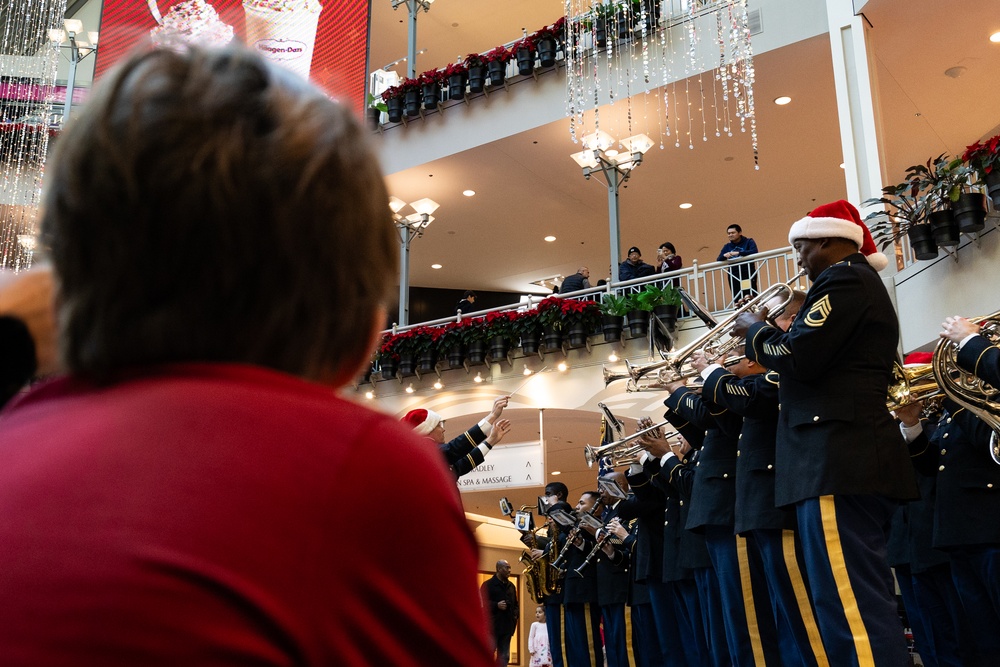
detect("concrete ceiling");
top-left (368, 0), bottom-right (1000, 517)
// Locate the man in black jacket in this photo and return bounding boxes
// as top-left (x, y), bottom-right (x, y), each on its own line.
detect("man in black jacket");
top-left (481, 560), bottom-right (519, 666)
top-left (735, 199), bottom-right (918, 666)
top-left (559, 267), bottom-right (592, 294)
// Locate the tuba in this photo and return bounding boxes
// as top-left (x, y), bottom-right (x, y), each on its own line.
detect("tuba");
top-left (932, 311), bottom-right (1000, 465)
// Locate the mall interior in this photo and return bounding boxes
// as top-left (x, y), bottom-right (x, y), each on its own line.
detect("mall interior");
top-left (3, 0), bottom-right (1000, 664)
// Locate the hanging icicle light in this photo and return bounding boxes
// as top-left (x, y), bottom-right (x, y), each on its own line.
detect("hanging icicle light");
top-left (563, 0), bottom-right (758, 169)
top-left (0, 0), bottom-right (66, 272)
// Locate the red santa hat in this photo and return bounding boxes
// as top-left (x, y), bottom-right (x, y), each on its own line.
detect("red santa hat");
top-left (787, 200), bottom-right (889, 272)
top-left (400, 408), bottom-right (443, 436)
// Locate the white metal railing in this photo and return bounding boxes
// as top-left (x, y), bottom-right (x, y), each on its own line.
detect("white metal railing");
top-left (383, 246), bottom-right (801, 336)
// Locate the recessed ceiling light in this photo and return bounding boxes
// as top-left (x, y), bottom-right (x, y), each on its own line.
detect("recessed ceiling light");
top-left (405, 384), bottom-right (414, 394)
top-left (544, 235), bottom-right (557, 242)
top-left (551, 471), bottom-right (562, 476)
top-left (990, 31), bottom-right (1000, 43)
top-left (774, 96), bottom-right (792, 105)
top-left (523, 367), bottom-right (532, 376)
top-left (462, 189), bottom-right (476, 197)
top-left (679, 202), bottom-right (693, 209)
top-left (364, 391), bottom-right (374, 399)
top-left (839, 163), bottom-right (845, 169)
top-left (431, 263), bottom-right (442, 269)
top-left (474, 372), bottom-right (483, 383)
top-left (433, 380), bottom-right (443, 389)
top-left (557, 362), bottom-right (568, 372)
top-left (608, 352), bottom-right (618, 362)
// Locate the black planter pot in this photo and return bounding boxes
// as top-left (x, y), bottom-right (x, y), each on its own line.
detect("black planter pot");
top-left (403, 88), bottom-right (421, 117)
top-left (446, 345), bottom-right (466, 369)
top-left (379, 357), bottom-right (397, 380)
top-left (417, 351), bottom-right (437, 374)
top-left (595, 17), bottom-right (608, 48)
top-left (601, 315), bottom-right (624, 343)
top-left (467, 340), bottom-right (487, 365)
top-left (447, 73), bottom-right (468, 100)
top-left (626, 309), bottom-right (649, 337)
top-left (987, 170), bottom-right (1000, 209)
top-left (542, 324), bottom-right (562, 351)
top-left (537, 37), bottom-right (557, 67)
top-left (421, 82), bottom-right (441, 110)
top-left (515, 46), bottom-right (536, 76)
top-left (367, 106), bottom-right (381, 129)
top-left (907, 225), bottom-right (938, 261)
top-left (398, 353), bottom-right (416, 377)
top-left (489, 335), bottom-right (510, 361)
top-left (468, 65), bottom-right (487, 93)
top-left (929, 209), bottom-right (960, 248)
top-left (653, 304), bottom-right (678, 332)
top-left (487, 60), bottom-right (507, 85)
top-left (953, 192), bottom-right (987, 234)
top-left (386, 96), bottom-right (404, 123)
top-left (520, 329), bottom-right (541, 355)
top-left (565, 323), bottom-right (589, 348)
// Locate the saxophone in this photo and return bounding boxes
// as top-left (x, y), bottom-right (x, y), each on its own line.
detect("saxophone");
top-left (509, 505), bottom-right (547, 604)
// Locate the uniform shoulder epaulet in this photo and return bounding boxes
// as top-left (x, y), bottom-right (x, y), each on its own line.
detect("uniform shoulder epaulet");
top-left (764, 370), bottom-right (780, 386)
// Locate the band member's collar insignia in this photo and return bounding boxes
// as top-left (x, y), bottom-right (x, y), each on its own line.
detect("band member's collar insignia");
top-left (804, 294), bottom-right (831, 328)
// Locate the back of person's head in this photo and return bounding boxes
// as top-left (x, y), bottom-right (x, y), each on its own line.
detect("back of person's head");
top-left (42, 47), bottom-right (396, 385)
top-left (462, 290), bottom-right (477, 300)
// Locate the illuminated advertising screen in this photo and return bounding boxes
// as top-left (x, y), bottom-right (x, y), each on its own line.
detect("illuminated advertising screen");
top-left (95, 0), bottom-right (371, 114)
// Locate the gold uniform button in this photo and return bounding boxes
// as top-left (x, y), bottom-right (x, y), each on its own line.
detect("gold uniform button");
top-left (723, 473), bottom-right (729, 479)
top-left (946, 417), bottom-right (952, 424)
top-left (737, 450), bottom-right (741, 456)
top-left (767, 464), bottom-right (774, 470)
top-left (941, 449), bottom-right (947, 456)
top-left (679, 500), bottom-right (684, 506)
top-left (943, 433), bottom-right (949, 439)
top-left (939, 465), bottom-right (946, 471)
top-left (813, 415), bottom-right (820, 422)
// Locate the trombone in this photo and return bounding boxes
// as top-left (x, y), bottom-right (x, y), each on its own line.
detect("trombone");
top-left (584, 420), bottom-right (678, 467)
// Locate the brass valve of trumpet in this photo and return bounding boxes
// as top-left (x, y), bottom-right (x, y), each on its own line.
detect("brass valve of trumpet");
top-left (584, 420), bottom-right (678, 467)
top-left (886, 362), bottom-right (942, 412)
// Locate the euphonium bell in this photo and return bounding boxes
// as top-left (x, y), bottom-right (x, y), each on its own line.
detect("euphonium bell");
top-left (584, 420), bottom-right (677, 467)
top-left (886, 362), bottom-right (941, 411)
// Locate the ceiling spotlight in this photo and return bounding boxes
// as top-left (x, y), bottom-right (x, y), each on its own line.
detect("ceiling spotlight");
top-left (551, 471), bottom-right (562, 476)
top-left (544, 235), bottom-right (557, 242)
top-left (990, 31), bottom-right (1000, 43)
top-left (557, 362), bottom-right (568, 372)
top-left (474, 372), bottom-right (483, 383)
top-left (364, 391), bottom-right (374, 399)
top-left (608, 352), bottom-right (619, 362)
top-left (462, 189), bottom-right (476, 197)
top-left (431, 263), bottom-right (442, 269)
top-left (678, 202), bottom-right (692, 209)
top-left (433, 380), bottom-right (443, 389)
top-left (839, 163), bottom-right (845, 169)
top-left (523, 367), bottom-right (532, 376)
top-left (773, 96), bottom-right (792, 105)
top-left (405, 384), bottom-right (414, 394)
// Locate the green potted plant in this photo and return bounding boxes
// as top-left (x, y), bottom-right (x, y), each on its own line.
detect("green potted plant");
top-left (863, 172), bottom-right (936, 261)
top-left (463, 52), bottom-right (488, 93)
top-left (623, 291), bottom-right (649, 338)
top-left (636, 283), bottom-right (682, 332)
top-left (442, 62), bottom-right (469, 101)
top-left (962, 132), bottom-right (1000, 209)
top-left (919, 154), bottom-right (964, 247)
top-left (484, 46), bottom-right (512, 86)
top-left (590, 2), bottom-right (614, 48)
top-left (511, 309), bottom-right (542, 355)
top-left (365, 93), bottom-right (387, 128)
top-left (599, 293), bottom-right (629, 343)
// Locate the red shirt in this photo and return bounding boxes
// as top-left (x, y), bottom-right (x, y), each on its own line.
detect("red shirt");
top-left (0, 363), bottom-right (492, 666)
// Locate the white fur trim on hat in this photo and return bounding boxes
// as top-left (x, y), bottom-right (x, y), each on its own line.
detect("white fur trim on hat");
top-left (787, 215), bottom-right (863, 248)
top-left (412, 409), bottom-right (443, 436)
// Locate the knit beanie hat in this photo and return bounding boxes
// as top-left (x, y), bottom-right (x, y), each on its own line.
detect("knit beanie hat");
top-left (787, 199), bottom-right (889, 272)
top-left (400, 408), bottom-right (443, 436)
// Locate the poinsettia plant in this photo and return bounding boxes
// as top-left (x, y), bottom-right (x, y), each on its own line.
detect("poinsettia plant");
top-left (533, 17), bottom-right (566, 43)
top-left (381, 77), bottom-right (419, 102)
top-left (536, 297), bottom-right (600, 331)
top-left (512, 35), bottom-right (536, 54)
top-left (441, 62), bottom-right (468, 78)
top-left (408, 325), bottom-right (444, 355)
top-left (418, 69), bottom-right (447, 87)
top-left (464, 52), bottom-right (487, 68)
top-left (484, 45), bottom-right (512, 64)
top-left (510, 309), bottom-right (541, 337)
top-left (961, 133), bottom-right (1000, 183)
top-left (484, 311), bottom-right (518, 342)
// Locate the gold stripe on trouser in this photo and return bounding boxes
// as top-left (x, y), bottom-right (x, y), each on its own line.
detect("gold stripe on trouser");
top-left (736, 535), bottom-right (767, 666)
top-left (557, 604), bottom-right (568, 663)
top-left (625, 604), bottom-right (635, 667)
top-left (584, 602), bottom-right (599, 666)
top-left (819, 495), bottom-right (876, 666)
top-left (781, 530), bottom-right (830, 666)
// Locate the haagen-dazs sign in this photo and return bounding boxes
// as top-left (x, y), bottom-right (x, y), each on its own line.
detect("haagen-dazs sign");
top-left (252, 38), bottom-right (306, 60)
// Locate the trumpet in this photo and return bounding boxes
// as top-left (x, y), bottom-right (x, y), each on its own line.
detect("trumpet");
top-left (605, 271), bottom-right (806, 388)
top-left (584, 420), bottom-right (678, 467)
top-left (887, 362), bottom-right (942, 412)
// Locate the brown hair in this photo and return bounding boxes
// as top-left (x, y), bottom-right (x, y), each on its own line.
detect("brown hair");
top-left (42, 47), bottom-right (396, 384)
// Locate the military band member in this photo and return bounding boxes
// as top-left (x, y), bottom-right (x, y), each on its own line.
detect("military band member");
top-left (562, 491), bottom-right (606, 667)
top-left (400, 395), bottom-right (511, 477)
top-left (530, 482), bottom-right (573, 667)
top-left (940, 315), bottom-right (1000, 388)
top-left (592, 476), bottom-right (632, 667)
top-left (734, 200), bottom-right (918, 665)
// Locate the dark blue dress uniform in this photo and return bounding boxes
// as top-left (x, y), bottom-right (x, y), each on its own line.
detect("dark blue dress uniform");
top-left (562, 516), bottom-right (605, 667)
top-left (956, 332), bottom-right (1000, 388)
top-left (595, 499), bottom-right (631, 667)
top-left (745, 252), bottom-right (918, 666)
top-left (439, 423), bottom-right (490, 477)
top-left (663, 387), bottom-right (779, 667)
top-left (538, 500), bottom-right (572, 667)
top-left (702, 366), bottom-right (828, 667)
top-left (909, 403), bottom-right (1000, 666)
